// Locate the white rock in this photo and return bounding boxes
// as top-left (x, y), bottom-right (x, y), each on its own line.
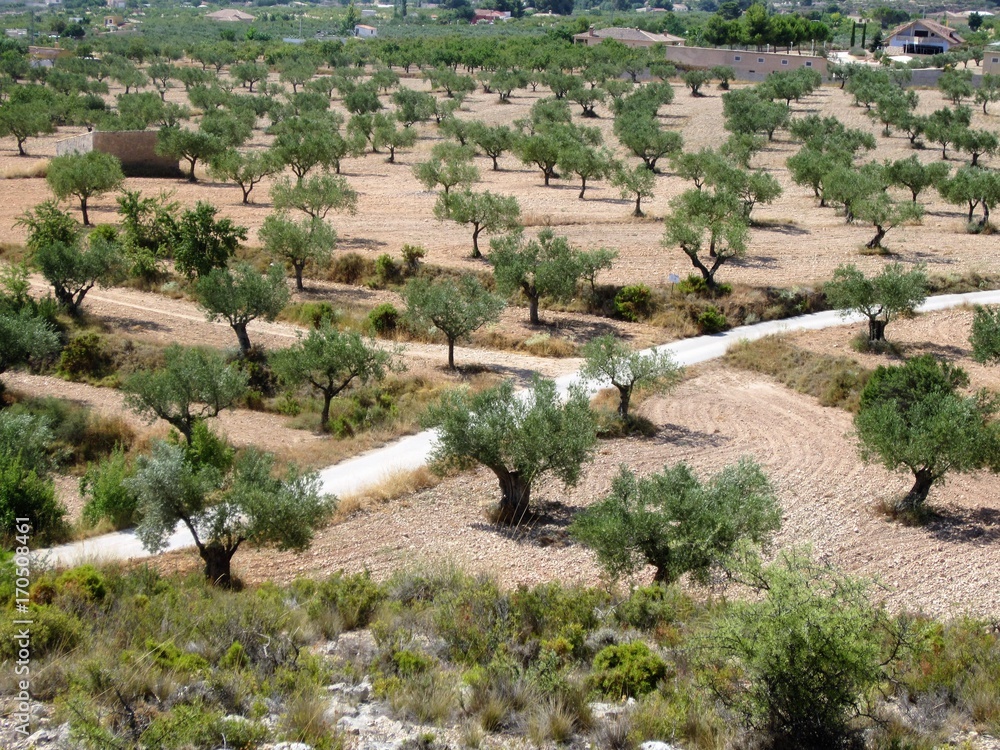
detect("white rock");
top-left (640, 742), bottom-right (680, 750)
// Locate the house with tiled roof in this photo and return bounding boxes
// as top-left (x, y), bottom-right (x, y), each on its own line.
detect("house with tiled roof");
top-left (573, 26), bottom-right (684, 48)
top-left (885, 19), bottom-right (964, 56)
top-left (206, 8), bottom-right (255, 21)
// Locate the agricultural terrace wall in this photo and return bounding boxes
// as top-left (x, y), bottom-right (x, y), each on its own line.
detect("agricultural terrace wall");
top-left (663, 45), bottom-right (829, 81)
top-left (55, 130), bottom-right (182, 178)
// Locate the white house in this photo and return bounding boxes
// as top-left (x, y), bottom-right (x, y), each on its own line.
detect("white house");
top-left (354, 24), bottom-right (377, 38)
top-left (985, 41), bottom-right (1000, 75)
top-left (885, 19), bottom-right (964, 56)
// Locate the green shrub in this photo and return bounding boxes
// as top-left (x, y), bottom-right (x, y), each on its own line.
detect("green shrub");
top-left (140, 704), bottom-right (268, 750)
top-left (368, 303), bottom-right (400, 335)
top-left (433, 576), bottom-right (513, 666)
top-left (220, 641), bottom-right (250, 671)
top-left (589, 641), bottom-right (669, 699)
top-left (374, 253), bottom-right (401, 285)
top-left (676, 275), bottom-right (732, 297)
top-left (8, 397), bottom-right (134, 467)
top-left (0, 604), bottom-right (82, 659)
top-left (58, 333), bottom-right (114, 381)
top-left (510, 582), bottom-right (606, 645)
top-left (615, 584), bottom-right (692, 633)
top-left (145, 638), bottom-right (210, 673)
top-left (327, 389), bottom-right (397, 439)
top-left (284, 301), bottom-right (340, 329)
top-left (0, 455), bottom-right (67, 546)
top-left (614, 285), bottom-right (653, 322)
top-left (328, 252), bottom-right (373, 284)
top-left (310, 570), bottom-right (386, 631)
top-left (401, 244), bottom-right (426, 273)
top-left (393, 649), bottom-right (435, 676)
top-left (702, 550), bottom-right (904, 749)
top-left (55, 565), bottom-right (107, 602)
top-left (696, 305), bottom-right (728, 334)
top-left (81, 447), bottom-right (139, 529)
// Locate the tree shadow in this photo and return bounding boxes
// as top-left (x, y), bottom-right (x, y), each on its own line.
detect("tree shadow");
top-left (469, 499), bottom-right (580, 546)
top-left (923, 505), bottom-right (1000, 546)
top-left (903, 341), bottom-right (970, 361)
top-left (97, 314), bottom-right (169, 333)
top-left (752, 221), bottom-right (810, 236)
top-left (732, 254), bottom-right (779, 269)
top-left (653, 423), bottom-right (731, 449)
top-left (338, 236), bottom-right (388, 252)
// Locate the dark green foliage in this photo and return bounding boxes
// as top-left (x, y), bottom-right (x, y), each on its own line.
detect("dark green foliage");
top-left (704, 550), bottom-right (905, 749)
top-left (310, 570), bottom-right (387, 632)
top-left (0, 455), bottom-right (66, 547)
top-left (696, 305), bottom-right (728, 334)
top-left (571, 459), bottom-right (780, 585)
top-left (854, 355), bottom-right (1000, 513)
top-left (368, 303), bottom-right (401, 335)
top-left (81, 446), bottom-right (139, 529)
top-left (613, 284), bottom-right (653, 322)
top-left (970, 304), bottom-right (1000, 365)
top-left (174, 202), bottom-right (248, 279)
top-left (589, 642), bottom-right (668, 699)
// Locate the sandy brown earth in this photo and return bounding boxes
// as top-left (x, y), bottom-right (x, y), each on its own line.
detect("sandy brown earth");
top-left (2, 74), bottom-right (999, 291)
top-left (149, 365), bottom-right (1000, 621)
top-left (4, 67), bottom-right (1000, 620)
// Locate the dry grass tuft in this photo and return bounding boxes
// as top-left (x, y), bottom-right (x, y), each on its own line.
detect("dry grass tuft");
top-left (724, 334), bottom-right (871, 411)
top-left (332, 466), bottom-right (440, 523)
top-left (1, 159), bottom-right (49, 179)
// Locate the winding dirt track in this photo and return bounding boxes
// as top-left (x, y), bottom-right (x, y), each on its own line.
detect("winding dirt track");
top-left (29, 290), bottom-right (1000, 620)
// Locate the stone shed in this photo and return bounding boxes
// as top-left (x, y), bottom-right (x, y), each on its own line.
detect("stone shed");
top-left (55, 131), bottom-right (182, 178)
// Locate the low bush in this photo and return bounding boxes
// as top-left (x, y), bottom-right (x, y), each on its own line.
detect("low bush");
top-left (281, 301), bottom-right (341, 329)
top-left (614, 285), bottom-right (654, 322)
top-left (590, 641), bottom-right (669, 699)
top-left (309, 570), bottom-right (386, 633)
top-left (58, 333), bottom-right (115, 381)
top-left (326, 252), bottom-right (374, 285)
top-left (368, 303), bottom-right (400, 336)
top-left (374, 253), bottom-right (401, 286)
top-left (81, 447), bottom-right (139, 529)
top-left (696, 305), bottom-right (728, 334)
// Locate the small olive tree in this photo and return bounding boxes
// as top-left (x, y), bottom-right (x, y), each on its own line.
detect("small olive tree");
top-left (433, 190), bottom-right (521, 259)
top-left (854, 355), bottom-right (1000, 513)
top-left (579, 335), bottom-right (682, 420)
top-left (489, 229), bottom-right (585, 325)
top-left (46, 151), bottom-right (125, 226)
top-left (196, 262), bottom-right (291, 354)
top-left (270, 322), bottom-right (399, 432)
top-left (403, 275), bottom-right (506, 369)
top-left (570, 458), bottom-right (780, 584)
top-left (123, 344), bottom-right (249, 442)
top-left (825, 263), bottom-right (927, 343)
top-left (129, 441), bottom-right (332, 587)
top-left (424, 377), bottom-right (598, 524)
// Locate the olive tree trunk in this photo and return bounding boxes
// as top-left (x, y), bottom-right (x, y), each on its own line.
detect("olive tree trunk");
top-left (492, 468), bottom-right (531, 525)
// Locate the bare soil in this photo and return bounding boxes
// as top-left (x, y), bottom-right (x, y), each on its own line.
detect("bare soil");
top-left (4, 70), bottom-right (1000, 619)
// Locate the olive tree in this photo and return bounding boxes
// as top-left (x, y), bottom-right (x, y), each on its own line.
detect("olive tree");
top-left (413, 142), bottom-right (479, 195)
top-left (208, 148), bottom-right (281, 205)
top-left (663, 188), bottom-right (748, 292)
top-left (271, 173), bottom-right (359, 221)
top-left (46, 151), bottom-right (125, 226)
top-left (270, 322), bottom-right (398, 432)
top-left (174, 202), bottom-right (248, 279)
top-left (259, 213), bottom-right (337, 291)
top-left (433, 190), bottom-right (521, 258)
top-left (424, 377), bottom-right (598, 524)
top-left (855, 355), bottom-right (1000, 512)
top-left (129, 441), bottom-right (331, 587)
top-left (403, 275), bottom-right (506, 369)
top-left (970, 305), bottom-right (1000, 365)
top-left (489, 229), bottom-right (585, 325)
top-left (824, 263), bottom-right (927, 343)
top-left (570, 458), bottom-right (780, 584)
top-left (611, 162), bottom-right (656, 217)
top-left (579, 335), bottom-right (682, 420)
top-left (123, 344), bottom-right (249, 442)
top-left (196, 262), bottom-right (291, 354)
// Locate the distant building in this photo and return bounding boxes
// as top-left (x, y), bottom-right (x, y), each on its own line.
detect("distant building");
top-left (5, 28), bottom-right (28, 38)
top-left (104, 15), bottom-right (125, 28)
top-left (885, 19), bottom-right (964, 56)
top-left (573, 26), bottom-right (685, 47)
top-left (56, 131), bottom-right (182, 178)
top-left (205, 8), bottom-right (256, 21)
top-left (107, 0), bottom-right (126, 7)
top-left (471, 9), bottom-right (510, 24)
top-left (28, 46), bottom-right (64, 68)
top-left (354, 24), bottom-right (377, 38)
top-left (985, 41), bottom-right (1000, 75)
top-left (663, 44), bottom-right (827, 81)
